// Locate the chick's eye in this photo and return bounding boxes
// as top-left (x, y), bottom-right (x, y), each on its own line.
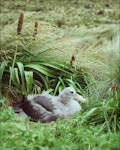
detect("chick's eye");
top-left (70, 91), bottom-right (74, 94)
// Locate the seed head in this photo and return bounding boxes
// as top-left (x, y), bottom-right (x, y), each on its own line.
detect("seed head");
top-left (70, 55), bottom-right (76, 66)
top-left (33, 21), bottom-right (38, 40)
top-left (17, 12), bottom-right (24, 35)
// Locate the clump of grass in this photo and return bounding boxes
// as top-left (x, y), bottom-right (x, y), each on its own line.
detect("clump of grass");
top-left (1, 12), bottom-right (96, 103)
top-left (0, 10), bottom-right (119, 103)
top-left (1, 59), bottom-right (92, 103)
top-left (0, 94), bottom-right (120, 150)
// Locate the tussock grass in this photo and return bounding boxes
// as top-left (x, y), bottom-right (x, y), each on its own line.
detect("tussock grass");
top-left (1, 21), bottom-right (119, 92)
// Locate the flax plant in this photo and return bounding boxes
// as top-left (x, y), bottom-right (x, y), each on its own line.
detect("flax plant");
top-left (9, 12), bottom-right (24, 88)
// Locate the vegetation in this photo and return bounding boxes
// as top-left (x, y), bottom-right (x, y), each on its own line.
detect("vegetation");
top-left (0, 0), bottom-right (120, 150)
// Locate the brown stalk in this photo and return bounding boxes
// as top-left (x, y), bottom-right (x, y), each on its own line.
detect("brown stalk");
top-left (33, 21), bottom-right (38, 40)
top-left (78, 67), bottom-right (83, 74)
top-left (70, 55), bottom-right (76, 66)
top-left (17, 12), bottom-right (24, 35)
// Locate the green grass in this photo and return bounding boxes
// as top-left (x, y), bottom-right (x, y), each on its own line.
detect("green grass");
top-left (0, 92), bottom-right (120, 150)
top-left (0, 0), bottom-right (120, 149)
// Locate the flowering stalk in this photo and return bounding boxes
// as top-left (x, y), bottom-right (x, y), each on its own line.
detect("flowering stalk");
top-left (70, 55), bottom-right (76, 66)
top-left (33, 21), bottom-right (38, 40)
top-left (9, 12), bottom-right (24, 88)
top-left (17, 12), bottom-right (24, 35)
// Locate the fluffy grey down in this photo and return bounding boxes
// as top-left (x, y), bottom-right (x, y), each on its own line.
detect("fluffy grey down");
top-left (13, 87), bottom-right (86, 123)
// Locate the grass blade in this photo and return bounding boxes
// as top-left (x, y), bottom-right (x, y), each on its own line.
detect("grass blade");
top-left (16, 62), bottom-right (26, 95)
top-left (39, 74), bottom-right (49, 90)
top-left (25, 71), bottom-right (33, 93)
top-left (14, 68), bottom-right (20, 84)
top-left (0, 61), bottom-right (9, 98)
top-left (29, 61), bottom-right (73, 75)
top-left (81, 108), bottom-right (97, 124)
top-left (54, 81), bottom-right (61, 95)
top-left (9, 67), bottom-right (20, 85)
top-left (25, 63), bottom-right (56, 77)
